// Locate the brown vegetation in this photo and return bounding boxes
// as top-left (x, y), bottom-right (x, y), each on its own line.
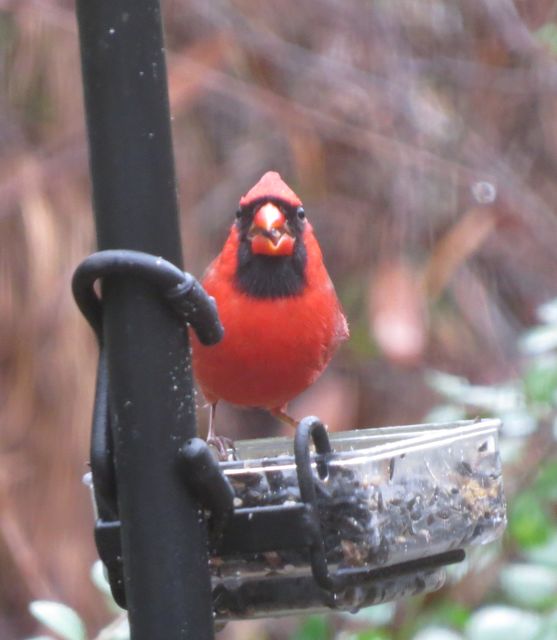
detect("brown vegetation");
top-left (2, 0), bottom-right (557, 637)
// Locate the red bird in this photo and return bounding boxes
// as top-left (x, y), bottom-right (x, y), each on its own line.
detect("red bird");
top-left (191, 172), bottom-right (349, 451)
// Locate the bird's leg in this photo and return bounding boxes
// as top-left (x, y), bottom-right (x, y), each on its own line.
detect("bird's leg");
top-left (270, 406), bottom-right (299, 428)
top-left (206, 402), bottom-right (236, 460)
top-left (207, 402), bottom-right (218, 442)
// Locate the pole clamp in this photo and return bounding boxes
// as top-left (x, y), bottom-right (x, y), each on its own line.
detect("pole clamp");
top-left (72, 249), bottom-right (223, 346)
top-left (73, 250), bottom-right (226, 608)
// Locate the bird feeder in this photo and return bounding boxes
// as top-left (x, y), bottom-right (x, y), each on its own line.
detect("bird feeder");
top-left (83, 409), bottom-right (506, 622)
top-left (210, 417), bottom-right (505, 620)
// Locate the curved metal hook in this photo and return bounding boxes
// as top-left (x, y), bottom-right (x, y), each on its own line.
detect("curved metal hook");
top-left (72, 249), bottom-right (223, 345)
top-left (294, 416), bottom-right (336, 595)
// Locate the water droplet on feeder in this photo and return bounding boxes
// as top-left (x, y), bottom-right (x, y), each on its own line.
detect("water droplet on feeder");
top-left (471, 181), bottom-right (497, 204)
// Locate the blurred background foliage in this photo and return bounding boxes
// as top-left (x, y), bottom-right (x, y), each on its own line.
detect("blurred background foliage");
top-left (1, 0), bottom-right (557, 638)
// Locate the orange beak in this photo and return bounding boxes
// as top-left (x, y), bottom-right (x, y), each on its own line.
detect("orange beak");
top-left (249, 203), bottom-right (295, 256)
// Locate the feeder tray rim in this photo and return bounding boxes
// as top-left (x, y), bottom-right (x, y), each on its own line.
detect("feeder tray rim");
top-left (222, 418), bottom-right (502, 469)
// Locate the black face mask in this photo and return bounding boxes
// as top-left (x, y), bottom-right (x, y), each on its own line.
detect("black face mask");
top-left (234, 200), bottom-right (308, 299)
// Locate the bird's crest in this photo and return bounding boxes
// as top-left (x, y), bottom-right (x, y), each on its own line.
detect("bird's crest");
top-left (239, 171), bottom-right (302, 209)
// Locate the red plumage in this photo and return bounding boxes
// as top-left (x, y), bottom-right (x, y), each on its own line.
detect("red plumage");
top-left (239, 170), bottom-right (302, 210)
top-left (191, 172), bottom-right (348, 427)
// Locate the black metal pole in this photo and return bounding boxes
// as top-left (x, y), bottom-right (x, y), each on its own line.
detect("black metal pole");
top-left (74, 2), bottom-right (214, 638)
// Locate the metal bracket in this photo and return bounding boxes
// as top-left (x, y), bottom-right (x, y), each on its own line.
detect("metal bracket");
top-left (73, 249), bottom-right (226, 608)
top-left (72, 249), bottom-right (223, 346)
top-left (294, 417), bottom-right (337, 598)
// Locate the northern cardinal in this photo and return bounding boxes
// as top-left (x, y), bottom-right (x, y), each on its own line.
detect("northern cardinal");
top-left (191, 172), bottom-right (349, 452)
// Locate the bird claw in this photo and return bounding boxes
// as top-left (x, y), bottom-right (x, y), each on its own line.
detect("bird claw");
top-left (207, 435), bottom-right (237, 461)
top-left (270, 408), bottom-right (299, 427)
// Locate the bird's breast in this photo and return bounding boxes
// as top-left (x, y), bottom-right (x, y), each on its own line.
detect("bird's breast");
top-left (191, 275), bottom-right (346, 409)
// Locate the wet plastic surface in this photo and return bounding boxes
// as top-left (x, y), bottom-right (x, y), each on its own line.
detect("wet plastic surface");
top-left (211, 419), bottom-right (506, 620)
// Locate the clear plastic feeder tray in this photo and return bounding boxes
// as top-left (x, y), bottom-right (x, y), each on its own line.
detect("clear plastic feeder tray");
top-left (210, 419), bottom-right (506, 619)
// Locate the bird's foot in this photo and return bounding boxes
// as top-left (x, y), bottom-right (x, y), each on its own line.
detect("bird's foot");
top-left (207, 435), bottom-right (237, 461)
top-left (270, 408), bottom-right (299, 428)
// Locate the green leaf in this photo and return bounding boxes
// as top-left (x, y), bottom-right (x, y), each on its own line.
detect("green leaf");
top-left (532, 460), bottom-right (557, 501)
top-left (290, 615), bottom-right (330, 640)
top-left (431, 602), bottom-right (471, 630)
top-left (426, 371), bottom-right (521, 412)
top-left (498, 439), bottom-right (526, 465)
top-left (347, 603), bottom-right (395, 627)
top-left (28, 602), bottom-right (86, 640)
top-left (355, 631), bottom-right (391, 640)
top-left (525, 533), bottom-right (557, 569)
top-left (90, 561), bottom-right (124, 614)
top-left (536, 610), bottom-right (557, 639)
top-left (538, 298), bottom-right (557, 325)
top-left (423, 405), bottom-right (467, 424)
top-left (337, 631), bottom-right (391, 640)
top-left (500, 410), bottom-right (537, 438)
top-left (520, 326), bottom-right (557, 357)
top-left (508, 493), bottom-right (552, 548)
top-left (413, 629), bottom-right (463, 640)
top-left (465, 606), bottom-right (542, 640)
top-left (523, 362), bottom-right (557, 406)
top-left (91, 560), bottom-right (112, 597)
top-left (96, 616), bottom-right (130, 640)
top-left (535, 24), bottom-right (557, 57)
top-left (500, 563), bottom-right (557, 609)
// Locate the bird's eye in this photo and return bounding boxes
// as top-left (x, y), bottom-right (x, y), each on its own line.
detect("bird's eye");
top-left (235, 208), bottom-right (243, 219)
top-left (297, 207), bottom-right (306, 220)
